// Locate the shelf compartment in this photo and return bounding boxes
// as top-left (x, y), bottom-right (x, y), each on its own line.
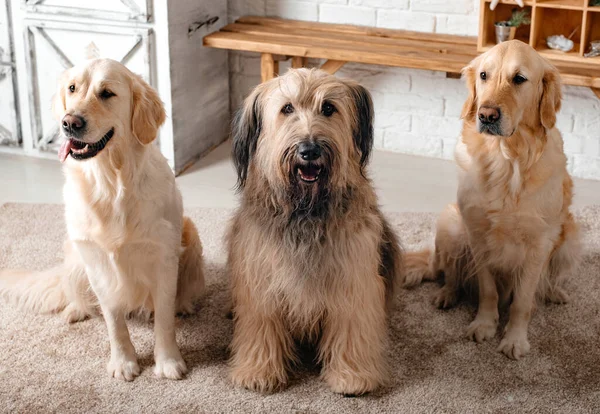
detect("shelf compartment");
top-left (531, 7), bottom-right (584, 60)
top-left (581, 11), bottom-right (600, 61)
top-left (479, 2), bottom-right (532, 50)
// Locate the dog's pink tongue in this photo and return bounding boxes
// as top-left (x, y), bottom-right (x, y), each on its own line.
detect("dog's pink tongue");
top-left (59, 140), bottom-right (72, 163)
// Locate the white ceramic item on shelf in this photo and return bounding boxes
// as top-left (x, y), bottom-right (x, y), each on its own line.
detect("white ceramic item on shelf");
top-left (490, 0), bottom-right (525, 10)
top-left (547, 35), bottom-right (574, 52)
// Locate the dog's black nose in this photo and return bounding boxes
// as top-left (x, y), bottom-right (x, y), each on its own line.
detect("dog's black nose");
top-left (298, 142), bottom-right (321, 161)
top-left (62, 114), bottom-right (86, 135)
top-left (478, 106), bottom-right (501, 125)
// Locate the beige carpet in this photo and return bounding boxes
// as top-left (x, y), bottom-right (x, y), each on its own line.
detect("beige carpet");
top-left (1, 203), bottom-right (600, 413)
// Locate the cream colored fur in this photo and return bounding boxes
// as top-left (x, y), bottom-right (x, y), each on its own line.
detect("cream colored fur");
top-left (0, 59), bottom-right (205, 380)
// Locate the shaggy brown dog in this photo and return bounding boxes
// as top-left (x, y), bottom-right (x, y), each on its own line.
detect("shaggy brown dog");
top-left (405, 41), bottom-right (580, 360)
top-left (226, 69), bottom-right (402, 395)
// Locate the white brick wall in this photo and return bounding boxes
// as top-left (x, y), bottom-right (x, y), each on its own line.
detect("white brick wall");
top-left (320, 4), bottom-right (376, 25)
top-left (227, 0), bottom-right (600, 180)
top-left (377, 9), bottom-right (435, 31)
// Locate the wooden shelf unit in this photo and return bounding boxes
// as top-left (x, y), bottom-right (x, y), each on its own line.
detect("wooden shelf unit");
top-left (479, 0), bottom-right (600, 64)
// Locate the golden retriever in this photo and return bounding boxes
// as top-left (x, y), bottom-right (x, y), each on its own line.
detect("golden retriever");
top-left (404, 40), bottom-right (580, 360)
top-left (0, 59), bottom-right (205, 380)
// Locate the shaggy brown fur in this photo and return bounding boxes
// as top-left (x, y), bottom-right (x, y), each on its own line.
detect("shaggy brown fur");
top-left (404, 41), bottom-right (581, 360)
top-left (226, 68), bottom-right (402, 395)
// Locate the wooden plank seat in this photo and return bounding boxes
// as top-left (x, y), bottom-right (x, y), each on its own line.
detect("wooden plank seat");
top-left (203, 16), bottom-right (600, 99)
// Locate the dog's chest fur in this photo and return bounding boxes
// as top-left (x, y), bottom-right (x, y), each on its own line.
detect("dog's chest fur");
top-left (65, 169), bottom-right (144, 248)
top-left (457, 134), bottom-right (564, 271)
top-left (63, 152), bottom-right (181, 247)
top-left (61, 152), bottom-right (183, 309)
top-left (231, 188), bottom-right (385, 334)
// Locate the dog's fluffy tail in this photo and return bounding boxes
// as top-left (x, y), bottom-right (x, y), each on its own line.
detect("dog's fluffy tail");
top-left (403, 249), bottom-right (436, 287)
top-left (0, 243), bottom-right (96, 323)
top-left (176, 216), bottom-right (205, 314)
top-left (0, 267), bottom-right (69, 314)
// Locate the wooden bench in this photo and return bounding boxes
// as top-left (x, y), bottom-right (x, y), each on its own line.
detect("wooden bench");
top-left (203, 16), bottom-right (600, 99)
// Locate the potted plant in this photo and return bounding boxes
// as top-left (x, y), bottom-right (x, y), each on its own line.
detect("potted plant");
top-left (495, 9), bottom-right (531, 44)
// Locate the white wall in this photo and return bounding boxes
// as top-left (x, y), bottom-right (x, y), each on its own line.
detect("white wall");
top-left (228, 0), bottom-right (600, 180)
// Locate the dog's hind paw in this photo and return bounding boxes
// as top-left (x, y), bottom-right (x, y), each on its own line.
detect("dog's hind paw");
top-left (107, 358), bottom-right (140, 381)
top-left (546, 287), bottom-right (570, 304)
top-left (432, 286), bottom-right (457, 309)
top-left (176, 300), bottom-right (196, 316)
top-left (61, 303), bottom-right (91, 323)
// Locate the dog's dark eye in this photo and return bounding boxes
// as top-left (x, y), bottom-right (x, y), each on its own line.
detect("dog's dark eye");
top-left (480, 72), bottom-right (487, 81)
top-left (513, 74), bottom-right (527, 85)
top-left (69, 84), bottom-right (75, 93)
top-left (281, 103), bottom-right (294, 115)
top-left (321, 101), bottom-right (336, 117)
top-left (100, 89), bottom-right (116, 100)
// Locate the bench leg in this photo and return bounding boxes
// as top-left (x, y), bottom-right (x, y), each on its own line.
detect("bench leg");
top-left (291, 56), bottom-right (307, 69)
top-left (261, 53), bottom-right (279, 83)
top-left (320, 60), bottom-right (346, 74)
top-left (592, 87), bottom-right (600, 100)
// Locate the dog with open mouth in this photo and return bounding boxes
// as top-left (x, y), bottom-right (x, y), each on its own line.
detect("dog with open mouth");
top-left (226, 68), bottom-right (403, 395)
top-left (0, 59), bottom-right (205, 381)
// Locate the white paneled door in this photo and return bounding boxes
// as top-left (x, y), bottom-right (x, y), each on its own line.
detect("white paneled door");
top-left (1, 0), bottom-right (229, 174)
top-left (22, 0), bottom-right (151, 22)
top-left (23, 20), bottom-right (153, 151)
top-left (0, 1), bottom-right (19, 146)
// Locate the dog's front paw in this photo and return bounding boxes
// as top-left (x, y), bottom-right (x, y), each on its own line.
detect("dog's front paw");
top-left (231, 365), bottom-right (287, 394)
top-left (466, 317), bottom-right (497, 343)
top-left (432, 286), bottom-right (457, 309)
top-left (497, 330), bottom-right (530, 360)
top-left (107, 357), bottom-right (140, 381)
top-left (322, 368), bottom-right (382, 396)
top-left (154, 356), bottom-right (187, 380)
top-left (154, 346), bottom-right (187, 380)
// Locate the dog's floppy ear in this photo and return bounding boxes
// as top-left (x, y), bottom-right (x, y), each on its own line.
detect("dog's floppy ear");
top-left (460, 64), bottom-right (477, 120)
top-left (539, 64), bottom-right (562, 130)
top-left (349, 83), bottom-right (374, 170)
top-left (131, 74), bottom-right (166, 145)
top-left (232, 87), bottom-right (263, 189)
